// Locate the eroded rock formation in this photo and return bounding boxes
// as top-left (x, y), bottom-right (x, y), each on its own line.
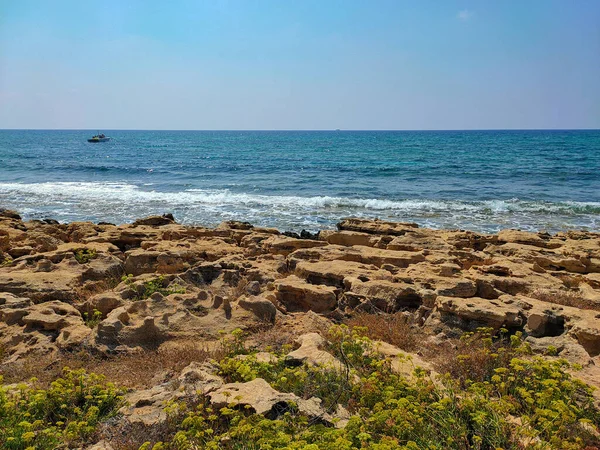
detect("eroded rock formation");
top-left (1, 212), bottom-right (599, 390)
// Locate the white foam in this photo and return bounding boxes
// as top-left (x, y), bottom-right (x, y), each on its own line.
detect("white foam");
top-left (1, 181), bottom-right (599, 211)
top-left (0, 181), bottom-right (598, 231)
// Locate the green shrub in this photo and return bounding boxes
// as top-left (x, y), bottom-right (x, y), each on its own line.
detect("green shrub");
top-left (145, 327), bottom-right (599, 450)
top-left (437, 327), bottom-right (531, 386)
top-left (142, 276), bottom-right (185, 298)
top-left (0, 368), bottom-right (124, 450)
top-left (83, 309), bottom-right (103, 328)
top-left (121, 274), bottom-right (186, 300)
top-left (0, 256), bottom-right (14, 267)
top-left (74, 249), bottom-right (97, 264)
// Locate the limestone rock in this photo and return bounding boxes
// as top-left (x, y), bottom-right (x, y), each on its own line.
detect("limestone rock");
top-left (238, 295), bottom-right (277, 323)
top-left (120, 384), bottom-right (172, 426)
top-left (293, 259), bottom-right (390, 288)
top-left (0, 293), bottom-right (33, 325)
top-left (208, 378), bottom-right (331, 422)
top-left (286, 333), bottom-right (341, 368)
top-left (120, 362), bottom-right (224, 427)
top-left (177, 361), bottom-right (224, 394)
top-left (373, 341), bottom-right (437, 379)
top-left (20, 301), bottom-right (83, 330)
top-left (571, 318), bottom-right (600, 357)
top-left (0, 300), bottom-right (91, 359)
top-left (1, 214), bottom-right (600, 398)
top-left (430, 296), bottom-right (525, 331)
top-left (342, 278), bottom-right (421, 311)
top-left (275, 276), bottom-right (337, 313)
top-left (525, 335), bottom-right (592, 365)
top-left (497, 229), bottom-right (560, 249)
top-left (319, 230), bottom-right (375, 247)
top-left (82, 293), bottom-right (124, 317)
top-left (263, 235), bottom-right (327, 256)
top-left (337, 218), bottom-right (419, 235)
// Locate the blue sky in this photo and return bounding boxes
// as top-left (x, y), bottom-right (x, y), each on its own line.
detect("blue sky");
top-left (1, 0), bottom-right (599, 130)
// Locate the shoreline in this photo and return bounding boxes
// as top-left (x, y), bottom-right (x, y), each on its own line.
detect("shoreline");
top-left (1, 208), bottom-right (600, 447)
top-left (2, 201), bottom-right (600, 236)
top-left (0, 210), bottom-right (600, 450)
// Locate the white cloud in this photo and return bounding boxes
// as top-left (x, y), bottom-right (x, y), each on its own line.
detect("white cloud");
top-left (457, 9), bottom-right (474, 21)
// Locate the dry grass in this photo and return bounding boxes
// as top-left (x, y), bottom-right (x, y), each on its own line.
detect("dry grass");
top-left (434, 340), bottom-right (508, 385)
top-left (1, 341), bottom-right (219, 388)
top-left (344, 312), bottom-right (515, 384)
top-left (248, 325), bottom-right (297, 353)
top-left (528, 288), bottom-right (600, 312)
top-left (345, 312), bottom-right (420, 352)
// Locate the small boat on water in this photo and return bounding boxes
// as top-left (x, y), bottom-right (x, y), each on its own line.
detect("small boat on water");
top-left (88, 132), bottom-right (110, 143)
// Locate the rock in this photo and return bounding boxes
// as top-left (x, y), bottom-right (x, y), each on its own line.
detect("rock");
top-left (245, 280), bottom-right (261, 295)
top-left (286, 333), bottom-right (342, 368)
top-left (120, 361), bottom-right (224, 427)
top-left (1, 215), bottom-right (600, 400)
top-left (8, 246), bottom-right (34, 258)
top-left (120, 384), bottom-right (172, 426)
top-left (208, 378), bottom-right (331, 422)
top-left (263, 235), bottom-right (327, 256)
top-left (293, 259), bottom-right (390, 288)
top-left (96, 309), bottom-right (165, 350)
top-left (372, 341), bottom-right (437, 379)
top-left (238, 295), bottom-right (277, 323)
top-left (218, 220), bottom-right (254, 231)
top-left (342, 279), bottom-right (422, 311)
top-left (429, 296), bottom-right (525, 331)
top-left (435, 278), bottom-right (478, 298)
top-left (525, 335), bottom-right (592, 365)
top-left (35, 259), bottom-right (53, 272)
top-left (20, 301), bottom-right (83, 330)
top-left (93, 287), bottom-right (279, 353)
top-left (497, 229), bottom-right (560, 249)
top-left (0, 293), bottom-right (33, 324)
top-left (0, 208), bottom-right (22, 220)
top-left (337, 218), bottom-right (419, 235)
top-left (0, 248), bottom-right (123, 302)
top-left (571, 318), bottom-right (600, 357)
top-left (132, 214), bottom-right (175, 226)
top-left (275, 276), bottom-right (337, 313)
top-left (0, 300), bottom-right (91, 356)
top-left (526, 309), bottom-right (566, 337)
top-left (82, 293), bottom-right (124, 317)
top-left (320, 230), bottom-right (374, 247)
top-left (290, 244), bottom-right (426, 269)
top-left (177, 361), bottom-right (224, 394)
top-left (300, 229), bottom-right (319, 240)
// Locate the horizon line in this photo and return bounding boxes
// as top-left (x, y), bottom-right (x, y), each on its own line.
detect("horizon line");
top-left (1, 127), bottom-right (600, 132)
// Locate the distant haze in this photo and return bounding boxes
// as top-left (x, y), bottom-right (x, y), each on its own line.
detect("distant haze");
top-left (1, 0), bottom-right (599, 130)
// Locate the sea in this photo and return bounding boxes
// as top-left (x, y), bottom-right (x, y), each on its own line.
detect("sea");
top-left (0, 129), bottom-right (599, 233)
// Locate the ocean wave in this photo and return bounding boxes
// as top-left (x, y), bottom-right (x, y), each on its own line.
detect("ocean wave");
top-left (0, 182), bottom-right (599, 214)
top-left (0, 181), bottom-right (598, 232)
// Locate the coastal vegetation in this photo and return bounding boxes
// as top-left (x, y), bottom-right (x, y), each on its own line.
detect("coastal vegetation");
top-left (2, 326), bottom-right (598, 449)
top-left (74, 248), bottom-right (98, 265)
top-left (0, 369), bottom-right (124, 449)
top-left (121, 274), bottom-right (187, 300)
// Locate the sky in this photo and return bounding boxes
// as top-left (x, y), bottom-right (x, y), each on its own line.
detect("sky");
top-left (0, 0), bottom-right (599, 130)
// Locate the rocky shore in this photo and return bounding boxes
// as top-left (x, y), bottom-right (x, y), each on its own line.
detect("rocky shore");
top-left (1, 208), bottom-right (600, 448)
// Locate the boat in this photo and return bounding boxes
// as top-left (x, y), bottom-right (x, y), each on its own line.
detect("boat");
top-left (88, 132), bottom-right (110, 142)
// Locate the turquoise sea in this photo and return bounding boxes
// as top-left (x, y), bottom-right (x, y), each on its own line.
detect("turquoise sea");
top-left (0, 130), bottom-right (599, 233)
